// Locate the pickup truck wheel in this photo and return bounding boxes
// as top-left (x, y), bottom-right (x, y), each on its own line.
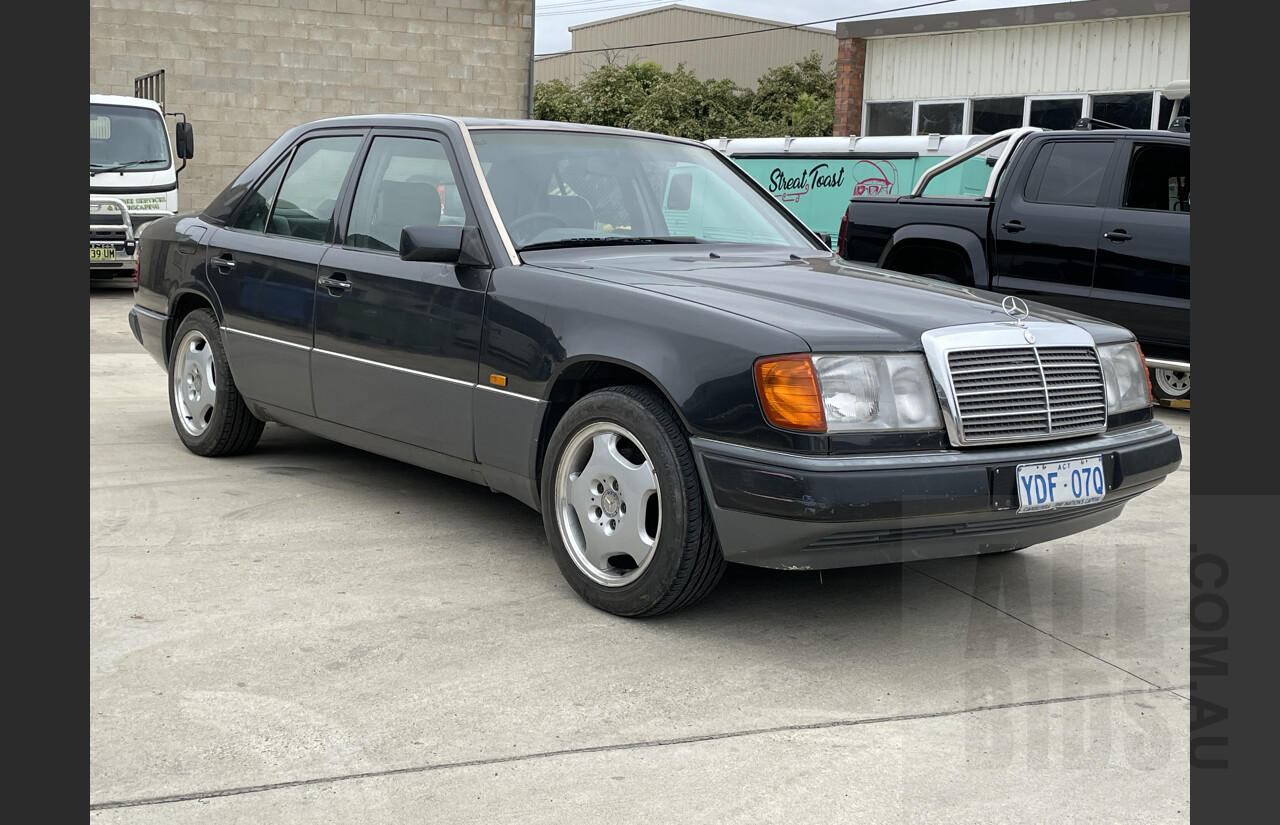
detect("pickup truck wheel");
top-left (168, 308), bottom-right (265, 457)
top-left (541, 386), bottom-right (726, 617)
top-left (1150, 368), bottom-right (1191, 401)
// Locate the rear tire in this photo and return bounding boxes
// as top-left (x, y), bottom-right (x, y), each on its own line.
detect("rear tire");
top-left (1150, 368), bottom-right (1191, 401)
top-left (168, 308), bottom-right (265, 457)
top-left (541, 386), bottom-right (726, 617)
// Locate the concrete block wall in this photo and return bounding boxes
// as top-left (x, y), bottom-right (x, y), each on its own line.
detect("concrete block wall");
top-left (90, 0), bottom-right (534, 213)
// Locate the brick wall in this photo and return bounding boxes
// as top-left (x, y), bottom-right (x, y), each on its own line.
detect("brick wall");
top-left (834, 37), bottom-right (866, 137)
top-left (90, 0), bottom-right (534, 213)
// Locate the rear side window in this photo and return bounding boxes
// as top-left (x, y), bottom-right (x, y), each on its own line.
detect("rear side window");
top-left (266, 137), bottom-right (362, 241)
top-left (1023, 141), bottom-right (1114, 206)
top-left (1123, 143), bottom-right (1190, 212)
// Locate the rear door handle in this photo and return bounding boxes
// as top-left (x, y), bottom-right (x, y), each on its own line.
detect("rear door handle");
top-left (1104, 229), bottom-right (1132, 242)
top-left (1000, 221), bottom-right (1026, 233)
top-left (211, 256), bottom-right (236, 271)
top-left (319, 274), bottom-right (352, 293)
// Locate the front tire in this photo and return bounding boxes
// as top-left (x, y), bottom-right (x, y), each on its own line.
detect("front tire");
top-left (541, 386), bottom-right (726, 617)
top-left (168, 308), bottom-right (265, 456)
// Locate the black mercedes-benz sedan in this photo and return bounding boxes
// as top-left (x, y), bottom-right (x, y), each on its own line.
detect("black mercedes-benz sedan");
top-left (129, 114), bottom-right (1181, 617)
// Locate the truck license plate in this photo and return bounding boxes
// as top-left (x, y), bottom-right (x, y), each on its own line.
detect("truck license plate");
top-left (1015, 455), bottom-right (1105, 513)
top-left (89, 245), bottom-right (115, 262)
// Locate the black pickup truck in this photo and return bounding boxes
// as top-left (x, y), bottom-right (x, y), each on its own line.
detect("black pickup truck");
top-left (837, 125), bottom-right (1190, 400)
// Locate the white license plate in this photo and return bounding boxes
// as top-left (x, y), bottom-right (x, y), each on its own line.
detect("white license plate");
top-left (1015, 455), bottom-right (1105, 513)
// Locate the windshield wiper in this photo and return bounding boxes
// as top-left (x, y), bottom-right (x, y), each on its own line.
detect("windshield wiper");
top-left (90, 159), bottom-right (167, 176)
top-left (517, 235), bottom-right (703, 252)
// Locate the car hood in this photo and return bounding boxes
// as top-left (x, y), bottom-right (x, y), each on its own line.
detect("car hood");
top-left (521, 245), bottom-right (1106, 351)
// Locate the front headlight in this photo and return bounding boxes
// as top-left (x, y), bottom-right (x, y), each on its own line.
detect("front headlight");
top-left (1098, 341), bottom-right (1151, 414)
top-left (755, 353), bottom-right (942, 433)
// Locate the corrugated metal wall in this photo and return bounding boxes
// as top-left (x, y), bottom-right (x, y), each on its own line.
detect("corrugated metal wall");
top-left (536, 7), bottom-right (836, 88)
top-left (864, 13), bottom-right (1190, 101)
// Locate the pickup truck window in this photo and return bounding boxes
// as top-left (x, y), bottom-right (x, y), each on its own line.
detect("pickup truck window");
top-left (1123, 143), bottom-right (1190, 213)
top-left (1023, 141), bottom-right (1114, 206)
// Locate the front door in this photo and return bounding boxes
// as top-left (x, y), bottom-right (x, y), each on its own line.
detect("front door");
top-left (991, 138), bottom-right (1117, 317)
top-left (311, 132), bottom-right (490, 461)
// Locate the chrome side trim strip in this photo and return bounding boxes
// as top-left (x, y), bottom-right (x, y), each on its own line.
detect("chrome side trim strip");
top-left (224, 326), bottom-right (311, 351)
top-left (476, 383), bottom-right (541, 403)
top-left (312, 347), bottom-right (473, 386)
top-left (451, 119), bottom-right (520, 266)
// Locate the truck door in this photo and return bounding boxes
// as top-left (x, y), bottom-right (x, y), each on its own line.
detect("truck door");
top-left (991, 138), bottom-right (1117, 316)
top-left (1089, 137), bottom-right (1190, 361)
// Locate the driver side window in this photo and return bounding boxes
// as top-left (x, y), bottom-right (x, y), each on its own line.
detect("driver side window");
top-left (345, 136), bottom-right (464, 253)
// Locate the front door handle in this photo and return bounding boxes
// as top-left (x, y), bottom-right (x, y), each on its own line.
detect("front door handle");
top-left (1103, 229), bottom-right (1133, 242)
top-left (319, 275), bottom-right (352, 293)
top-left (1001, 220), bottom-right (1026, 233)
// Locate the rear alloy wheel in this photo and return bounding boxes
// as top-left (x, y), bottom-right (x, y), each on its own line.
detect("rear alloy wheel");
top-left (1150, 368), bottom-right (1190, 401)
top-left (168, 308), bottom-right (265, 457)
top-left (541, 386), bottom-right (726, 617)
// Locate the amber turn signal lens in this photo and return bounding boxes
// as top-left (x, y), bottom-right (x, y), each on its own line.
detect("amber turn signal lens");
top-left (1136, 344), bottom-right (1152, 403)
top-left (755, 355), bottom-right (826, 432)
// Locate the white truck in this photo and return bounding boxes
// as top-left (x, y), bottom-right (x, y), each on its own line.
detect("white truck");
top-left (89, 93), bottom-right (193, 286)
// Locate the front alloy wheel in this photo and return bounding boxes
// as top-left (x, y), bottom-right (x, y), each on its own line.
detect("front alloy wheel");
top-left (553, 421), bottom-right (662, 587)
top-left (541, 386), bottom-right (726, 617)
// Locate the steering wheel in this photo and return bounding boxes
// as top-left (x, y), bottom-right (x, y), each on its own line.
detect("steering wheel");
top-left (507, 211), bottom-right (570, 242)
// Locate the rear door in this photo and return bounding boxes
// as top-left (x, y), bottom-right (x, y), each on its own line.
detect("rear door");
top-left (991, 137), bottom-right (1119, 316)
top-left (311, 130), bottom-right (490, 460)
top-left (207, 130), bottom-right (365, 415)
top-left (1089, 136), bottom-right (1190, 359)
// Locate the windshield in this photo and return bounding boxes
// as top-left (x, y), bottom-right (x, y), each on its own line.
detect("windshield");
top-left (469, 129), bottom-right (818, 251)
top-left (90, 103), bottom-right (172, 173)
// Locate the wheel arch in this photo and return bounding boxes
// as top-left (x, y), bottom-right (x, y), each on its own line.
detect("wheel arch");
top-left (164, 289), bottom-right (220, 367)
top-left (534, 358), bottom-right (678, 492)
top-left (882, 225), bottom-right (989, 288)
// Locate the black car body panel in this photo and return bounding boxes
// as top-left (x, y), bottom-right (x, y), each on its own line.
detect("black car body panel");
top-left (129, 114), bottom-right (1181, 614)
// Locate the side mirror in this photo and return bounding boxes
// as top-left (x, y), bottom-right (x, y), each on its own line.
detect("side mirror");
top-left (175, 121), bottom-right (194, 160)
top-left (400, 225), bottom-right (490, 267)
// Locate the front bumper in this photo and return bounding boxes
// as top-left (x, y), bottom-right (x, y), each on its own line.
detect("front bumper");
top-left (691, 419), bottom-right (1181, 569)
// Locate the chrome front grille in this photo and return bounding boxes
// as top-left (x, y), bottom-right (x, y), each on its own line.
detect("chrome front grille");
top-left (946, 345), bottom-right (1106, 444)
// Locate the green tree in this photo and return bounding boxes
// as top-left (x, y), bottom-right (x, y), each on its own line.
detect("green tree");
top-left (532, 52), bottom-right (834, 139)
top-left (749, 52), bottom-right (835, 136)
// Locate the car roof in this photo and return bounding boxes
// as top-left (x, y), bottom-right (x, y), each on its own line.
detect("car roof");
top-left (296, 112), bottom-right (706, 147)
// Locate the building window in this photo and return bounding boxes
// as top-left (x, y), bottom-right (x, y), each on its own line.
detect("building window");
top-left (916, 101), bottom-right (965, 135)
top-left (1159, 94), bottom-right (1191, 129)
top-left (971, 97), bottom-right (1024, 134)
top-left (865, 101), bottom-right (912, 136)
top-left (1089, 92), bottom-right (1155, 129)
top-left (1028, 97), bottom-right (1084, 130)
